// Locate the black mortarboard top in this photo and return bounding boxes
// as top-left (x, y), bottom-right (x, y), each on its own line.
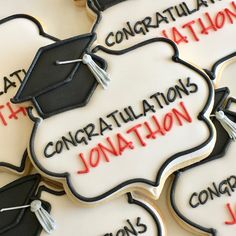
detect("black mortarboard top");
top-left (92, 0), bottom-right (127, 11)
top-left (12, 33), bottom-right (107, 119)
top-left (0, 174), bottom-right (50, 236)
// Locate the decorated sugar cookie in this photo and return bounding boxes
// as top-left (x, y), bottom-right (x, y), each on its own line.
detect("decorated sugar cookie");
top-left (0, 14), bottom-right (56, 174)
top-left (12, 31), bottom-right (215, 204)
top-left (0, 174), bottom-right (53, 235)
top-left (170, 91), bottom-right (236, 235)
top-left (38, 186), bottom-right (163, 236)
top-left (0, 173), bottom-right (163, 236)
top-left (154, 176), bottom-right (209, 236)
top-left (80, 0), bottom-right (236, 71)
top-left (211, 52), bottom-right (236, 92)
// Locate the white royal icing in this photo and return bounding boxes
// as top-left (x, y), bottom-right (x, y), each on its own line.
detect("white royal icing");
top-left (0, 16), bottom-right (54, 174)
top-left (215, 59), bottom-right (236, 96)
top-left (30, 38), bottom-right (215, 203)
top-left (39, 188), bottom-right (162, 236)
top-left (91, 0), bottom-right (236, 70)
top-left (172, 98), bottom-right (236, 235)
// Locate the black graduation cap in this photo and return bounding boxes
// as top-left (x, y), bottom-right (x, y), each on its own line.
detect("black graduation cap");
top-left (12, 33), bottom-right (108, 119)
top-left (0, 174), bottom-right (51, 236)
top-left (92, 0), bottom-right (127, 11)
top-left (195, 87), bottom-right (236, 167)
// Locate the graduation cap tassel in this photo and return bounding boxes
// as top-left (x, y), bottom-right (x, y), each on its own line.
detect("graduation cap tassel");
top-left (0, 200), bottom-right (56, 234)
top-left (56, 53), bottom-right (111, 89)
top-left (215, 110), bottom-right (236, 141)
top-left (82, 54), bottom-right (111, 89)
top-left (31, 200), bottom-right (56, 234)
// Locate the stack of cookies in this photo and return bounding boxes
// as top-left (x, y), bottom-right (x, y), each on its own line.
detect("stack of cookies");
top-left (0, 0), bottom-right (236, 235)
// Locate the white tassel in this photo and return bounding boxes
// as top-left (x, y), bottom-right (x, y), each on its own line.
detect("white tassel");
top-left (82, 54), bottom-right (111, 89)
top-left (56, 53), bottom-right (111, 89)
top-left (31, 200), bottom-right (56, 234)
top-left (56, 54), bottom-right (111, 89)
top-left (0, 200), bottom-right (56, 234)
top-left (215, 110), bottom-right (236, 141)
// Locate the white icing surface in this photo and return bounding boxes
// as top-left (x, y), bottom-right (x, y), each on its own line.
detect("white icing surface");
top-left (0, 18), bottom-right (54, 173)
top-left (31, 39), bottom-right (214, 202)
top-left (174, 139), bottom-right (236, 235)
top-left (216, 60), bottom-right (236, 96)
top-left (174, 66), bottom-right (236, 235)
top-left (0, 0), bottom-right (92, 39)
top-left (39, 189), bottom-right (160, 236)
top-left (152, 176), bottom-right (207, 236)
top-left (93, 0), bottom-right (236, 69)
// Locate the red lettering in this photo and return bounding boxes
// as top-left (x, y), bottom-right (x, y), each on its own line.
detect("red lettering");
top-left (144, 115), bottom-right (166, 139)
top-left (162, 29), bottom-right (169, 39)
top-left (6, 102), bottom-right (27, 120)
top-left (164, 113), bottom-right (174, 132)
top-left (89, 148), bottom-right (101, 168)
top-left (215, 11), bottom-right (226, 29)
top-left (182, 20), bottom-right (199, 41)
top-left (172, 27), bottom-right (189, 44)
top-left (98, 137), bottom-right (119, 162)
top-left (225, 2), bottom-right (236, 24)
top-left (225, 203), bottom-right (236, 225)
top-left (198, 12), bottom-right (217, 35)
top-left (117, 133), bottom-right (134, 155)
top-left (77, 153), bottom-right (90, 174)
top-left (127, 124), bottom-right (146, 147)
top-left (0, 105), bottom-right (7, 126)
top-left (172, 102), bottom-right (192, 126)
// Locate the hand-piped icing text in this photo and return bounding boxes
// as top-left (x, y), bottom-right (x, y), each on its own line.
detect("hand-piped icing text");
top-left (44, 77), bottom-right (198, 160)
top-left (104, 217), bottom-right (147, 236)
top-left (0, 69), bottom-right (27, 126)
top-left (189, 175), bottom-right (236, 208)
top-left (105, 1), bottom-right (236, 47)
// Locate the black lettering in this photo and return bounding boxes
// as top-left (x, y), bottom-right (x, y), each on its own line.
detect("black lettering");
top-left (167, 87), bottom-right (177, 102)
top-left (116, 31), bottom-right (124, 44)
top-left (208, 182), bottom-right (220, 200)
top-left (175, 79), bottom-right (190, 98)
top-left (119, 108), bottom-right (134, 123)
top-left (128, 106), bottom-right (143, 120)
top-left (75, 129), bottom-right (88, 145)
top-left (4, 76), bottom-right (16, 93)
top-left (189, 192), bottom-right (200, 208)
top-left (196, 0), bottom-right (209, 11)
top-left (10, 69), bottom-right (24, 83)
top-left (55, 141), bottom-right (63, 153)
top-left (124, 219), bottom-right (138, 235)
top-left (219, 180), bottom-right (231, 196)
top-left (150, 92), bottom-right (164, 109)
top-left (175, 4), bottom-right (188, 17)
top-left (199, 190), bottom-right (208, 205)
top-left (182, 2), bottom-right (197, 14)
top-left (163, 7), bottom-right (176, 21)
top-left (134, 21), bottom-right (146, 35)
top-left (136, 217), bottom-right (147, 233)
top-left (99, 118), bottom-right (113, 135)
top-left (44, 142), bottom-right (56, 158)
top-left (116, 229), bottom-right (125, 236)
top-left (105, 32), bottom-right (115, 47)
top-left (186, 77), bottom-right (198, 93)
top-left (227, 176), bottom-right (236, 192)
top-left (142, 17), bottom-right (156, 33)
top-left (142, 100), bottom-right (156, 116)
top-left (83, 123), bottom-right (99, 141)
top-left (61, 132), bottom-right (77, 150)
top-left (156, 12), bottom-right (169, 27)
top-left (107, 110), bottom-right (121, 127)
top-left (123, 22), bottom-right (135, 40)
